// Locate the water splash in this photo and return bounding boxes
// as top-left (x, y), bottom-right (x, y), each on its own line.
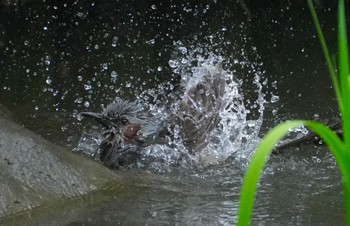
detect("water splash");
top-left (76, 42), bottom-right (266, 171)
top-left (137, 42), bottom-right (266, 170)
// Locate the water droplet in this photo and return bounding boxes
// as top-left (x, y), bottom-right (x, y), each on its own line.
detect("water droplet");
top-left (77, 75), bottom-right (83, 81)
top-left (61, 125), bottom-right (68, 132)
top-left (312, 156), bottom-right (322, 163)
top-left (34, 106), bottom-right (39, 110)
top-left (102, 63), bottom-right (108, 70)
top-left (84, 101), bottom-right (90, 107)
top-left (247, 122), bottom-right (255, 127)
top-left (271, 80), bottom-right (278, 89)
top-left (46, 77), bottom-right (52, 85)
top-left (76, 113), bottom-right (83, 121)
top-left (221, 27), bottom-right (227, 31)
top-left (53, 89), bottom-right (59, 96)
top-left (112, 36), bottom-right (118, 47)
top-left (111, 71), bottom-right (118, 78)
top-left (125, 82), bottom-right (131, 88)
top-left (270, 94), bottom-right (279, 103)
top-left (178, 46), bottom-right (187, 54)
top-left (151, 4), bottom-right (157, 9)
top-left (146, 39), bottom-right (155, 45)
top-left (84, 84), bottom-right (92, 90)
top-left (74, 97), bottom-right (83, 103)
top-left (43, 26), bottom-right (48, 31)
top-left (77, 12), bottom-right (84, 17)
top-left (300, 127), bottom-right (309, 135)
top-left (44, 60), bottom-right (51, 65)
top-left (24, 40), bottom-right (29, 46)
top-left (168, 60), bottom-right (177, 68)
top-left (181, 58), bottom-right (188, 64)
top-left (157, 66), bottom-right (162, 71)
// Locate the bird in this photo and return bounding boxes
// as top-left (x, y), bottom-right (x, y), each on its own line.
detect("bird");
top-left (78, 63), bottom-right (226, 168)
top-left (78, 99), bottom-right (159, 168)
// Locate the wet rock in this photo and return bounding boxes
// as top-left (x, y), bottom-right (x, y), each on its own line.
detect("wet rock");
top-left (0, 114), bottom-right (120, 218)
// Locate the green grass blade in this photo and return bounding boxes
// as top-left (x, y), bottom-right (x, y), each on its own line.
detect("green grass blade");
top-left (304, 121), bottom-right (346, 176)
top-left (338, 0), bottom-right (350, 144)
top-left (238, 2), bottom-right (350, 225)
top-left (335, 7), bottom-right (350, 223)
top-left (304, 120), bottom-right (349, 224)
top-left (237, 120), bottom-right (304, 226)
top-left (237, 119), bottom-right (347, 225)
top-left (344, 179), bottom-right (350, 225)
top-left (307, 0), bottom-right (343, 113)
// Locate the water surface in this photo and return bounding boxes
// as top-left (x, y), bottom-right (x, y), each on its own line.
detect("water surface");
top-left (0, 1), bottom-right (346, 225)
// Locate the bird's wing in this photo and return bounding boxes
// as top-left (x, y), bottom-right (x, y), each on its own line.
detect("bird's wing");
top-left (179, 63), bottom-right (225, 153)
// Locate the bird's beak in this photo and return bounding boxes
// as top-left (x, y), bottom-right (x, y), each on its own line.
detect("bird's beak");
top-left (78, 112), bottom-right (112, 127)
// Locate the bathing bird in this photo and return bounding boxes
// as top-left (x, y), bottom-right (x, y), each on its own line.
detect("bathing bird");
top-left (78, 63), bottom-right (226, 168)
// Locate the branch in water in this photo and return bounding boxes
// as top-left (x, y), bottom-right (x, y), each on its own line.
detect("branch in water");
top-left (273, 121), bottom-right (343, 154)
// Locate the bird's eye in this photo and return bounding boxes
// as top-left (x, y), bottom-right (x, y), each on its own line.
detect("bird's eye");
top-left (121, 118), bottom-right (129, 125)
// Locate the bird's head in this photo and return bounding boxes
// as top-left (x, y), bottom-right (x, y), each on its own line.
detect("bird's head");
top-left (78, 99), bottom-right (152, 165)
top-left (80, 99), bottom-right (150, 140)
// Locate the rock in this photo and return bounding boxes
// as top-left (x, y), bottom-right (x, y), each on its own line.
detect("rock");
top-left (0, 114), bottom-right (121, 218)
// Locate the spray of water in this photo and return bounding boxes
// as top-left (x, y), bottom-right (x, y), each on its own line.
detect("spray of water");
top-left (75, 41), bottom-right (266, 171)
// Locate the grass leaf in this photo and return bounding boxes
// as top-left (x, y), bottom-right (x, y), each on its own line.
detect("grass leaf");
top-left (338, 0), bottom-right (350, 144)
top-left (307, 0), bottom-right (343, 113)
top-left (304, 121), bottom-right (346, 175)
top-left (304, 121), bottom-right (349, 223)
top-left (237, 120), bottom-right (304, 225)
top-left (238, 1), bottom-right (350, 225)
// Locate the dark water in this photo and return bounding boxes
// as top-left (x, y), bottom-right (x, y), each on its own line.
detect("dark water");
top-left (2, 147), bottom-right (345, 225)
top-left (0, 0), bottom-right (348, 225)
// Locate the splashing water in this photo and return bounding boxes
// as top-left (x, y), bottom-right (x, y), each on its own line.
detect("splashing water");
top-left (76, 42), bottom-right (266, 171)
